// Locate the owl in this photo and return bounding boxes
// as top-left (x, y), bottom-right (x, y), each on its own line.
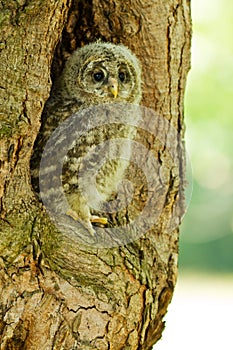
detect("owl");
top-left (31, 42), bottom-right (142, 236)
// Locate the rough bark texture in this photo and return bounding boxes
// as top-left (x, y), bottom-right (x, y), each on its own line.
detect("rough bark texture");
top-left (0, 0), bottom-right (191, 349)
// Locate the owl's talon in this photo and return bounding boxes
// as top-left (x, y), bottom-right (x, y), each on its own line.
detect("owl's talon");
top-left (91, 215), bottom-right (108, 225)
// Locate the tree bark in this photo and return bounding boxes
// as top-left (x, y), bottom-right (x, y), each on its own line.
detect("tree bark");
top-left (0, 0), bottom-right (191, 349)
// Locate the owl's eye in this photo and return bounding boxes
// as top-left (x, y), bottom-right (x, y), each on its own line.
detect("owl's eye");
top-left (93, 71), bottom-right (105, 82)
top-left (118, 72), bottom-right (126, 82)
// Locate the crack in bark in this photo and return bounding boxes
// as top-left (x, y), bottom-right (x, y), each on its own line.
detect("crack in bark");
top-left (0, 0), bottom-right (191, 348)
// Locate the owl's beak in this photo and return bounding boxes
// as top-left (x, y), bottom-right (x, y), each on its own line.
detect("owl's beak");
top-left (108, 78), bottom-right (118, 98)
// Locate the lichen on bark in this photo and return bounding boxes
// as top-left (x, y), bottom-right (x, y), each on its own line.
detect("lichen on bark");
top-left (0, 0), bottom-right (191, 348)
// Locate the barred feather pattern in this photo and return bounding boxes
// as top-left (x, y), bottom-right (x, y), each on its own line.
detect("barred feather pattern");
top-left (30, 42), bottom-right (142, 235)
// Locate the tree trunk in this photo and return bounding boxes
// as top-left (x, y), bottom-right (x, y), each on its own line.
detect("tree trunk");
top-left (0, 0), bottom-right (191, 349)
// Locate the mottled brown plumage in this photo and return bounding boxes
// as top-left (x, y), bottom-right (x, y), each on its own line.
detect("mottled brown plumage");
top-left (31, 42), bottom-right (142, 235)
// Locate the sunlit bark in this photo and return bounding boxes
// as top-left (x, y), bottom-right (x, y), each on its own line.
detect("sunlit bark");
top-left (0, 0), bottom-right (191, 348)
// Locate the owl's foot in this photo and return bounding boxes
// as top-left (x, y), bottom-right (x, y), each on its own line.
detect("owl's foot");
top-left (66, 209), bottom-right (96, 236)
top-left (91, 215), bottom-right (108, 226)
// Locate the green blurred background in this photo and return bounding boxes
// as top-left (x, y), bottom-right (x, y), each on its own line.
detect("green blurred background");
top-left (180, 0), bottom-right (233, 273)
top-left (156, 2), bottom-right (233, 348)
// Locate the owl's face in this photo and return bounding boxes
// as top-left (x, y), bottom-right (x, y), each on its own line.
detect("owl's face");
top-left (62, 42), bottom-right (142, 105)
top-left (80, 58), bottom-right (136, 101)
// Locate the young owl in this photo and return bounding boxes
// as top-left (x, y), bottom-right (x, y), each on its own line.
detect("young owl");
top-left (31, 42), bottom-right (142, 235)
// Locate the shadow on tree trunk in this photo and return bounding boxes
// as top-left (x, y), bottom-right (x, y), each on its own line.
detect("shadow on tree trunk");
top-left (0, 0), bottom-right (191, 348)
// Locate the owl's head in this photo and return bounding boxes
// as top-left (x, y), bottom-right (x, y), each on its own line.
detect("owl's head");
top-left (60, 42), bottom-right (142, 105)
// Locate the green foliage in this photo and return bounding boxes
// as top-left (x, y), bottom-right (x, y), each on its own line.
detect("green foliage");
top-left (180, 0), bottom-right (233, 272)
